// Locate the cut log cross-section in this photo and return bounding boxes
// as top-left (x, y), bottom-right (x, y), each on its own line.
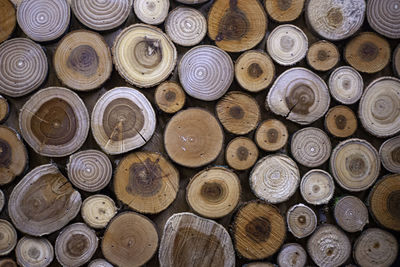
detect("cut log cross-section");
top-left (155, 81), bottom-right (186, 114)
top-left (81, 194), bottom-right (117, 229)
top-left (208, 0), bottom-right (267, 52)
top-left (134, 0), bottom-right (169, 25)
top-left (0, 189), bottom-right (4, 213)
top-left (334, 195), bottom-right (368, 232)
top-left (277, 243), bottom-right (307, 267)
top-left (265, 0), bottom-right (305, 22)
top-left (394, 44), bottom-right (400, 77)
top-left (286, 204), bottom-right (317, 238)
top-left (0, 219), bottom-right (17, 256)
top-left (233, 201), bottom-right (286, 260)
top-left (307, 40), bottom-right (339, 71)
top-left (329, 66), bottom-right (363, 105)
top-left (300, 169), bottom-right (334, 205)
top-left (8, 164), bottom-right (82, 236)
top-left (225, 137), bottom-right (259, 171)
top-left (255, 119), bottom-right (288, 152)
top-left (0, 259), bottom-right (17, 267)
top-left (325, 105), bottom-right (358, 138)
top-left (367, 0), bottom-right (400, 39)
top-left (0, 95), bottom-right (9, 123)
top-left (16, 237), bottom-right (54, 267)
top-left (0, 0), bottom-right (15, 44)
top-left (380, 135), bottom-right (400, 173)
top-left (114, 152), bottom-right (179, 214)
top-left (159, 212), bottom-right (235, 267)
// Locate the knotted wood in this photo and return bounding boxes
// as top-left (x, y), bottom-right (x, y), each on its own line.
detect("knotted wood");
top-left (0, 38), bottom-right (48, 97)
top-left (286, 204), bottom-right (317, 238)
top-left (102, 212), bottom-right (158, 267)
top-left (233, 201), bottom-right (286, 260)
top-left (277, 243), bottom-right (307, 267)
top-left (306, 0), bottom-right (365, 40)
top-left (0, 126), bottom-right (28, 185)
top-left (367, 0), bottom-right (400, 39)
top-left (159, 212), bottom-right (235, 267)
top-left (300, 169), bottom-right (334, 205)
top-left (307, 225), bottom-right (351, 267)
top-left (354, 228), bottom-right (398, 267)
top-left (81, 194), bottom-right (117, 229)
top-left (325, 105), bottom-right (357, 138)
top-left (67, 149), bottom-right (112, 192)
top-left (307, 40), bottom-right (339, 71)
top-left (165, 7), bottom-right (207, 47)
top-left (225, 137), bottom-right (259, 171)
top-left (0, 95), bottom-right (9, 123)
top-left (265, 0), bottom-right (305, 22)
top-left (91, 87), bottom-right (156, 155)
top-left (267, 24), bottom-right (308, 66)
top-left (186, 167), bottom-right (240, 219)
top-left (334, 195), bottom-right (368, 232)
top-left (216, 91), bottom-right (260, 135)
top-left (235, 50), bottom-right (275, 92)
top-left (16, 237), bottom-right (54, 267)
top-left (255, 119), bottom-right (288, 152)
top-left (17, 0), bottom-right (70, 42)
top-left (114, 151), bottom-right (179, 214)
top-left (55, 223), bottom-right (98, 267)
top-left (19, 87), bottom-right (89, 157)
top-left (329, 66), bottom-right (363, 104)
top-left (164, 108), bottom-right (224, 168)
top-left (345, 32), bottom-right (390, 74)
top-left (8, 164), bottom-right (81, 236)
top-left (291, 127), bottom-right (331, 167)
top-left (0, 219), bottom-right (17, 256)
top-left (250, 154), bottom-right (300, 204)
top-left (208, 0), bottom-right (267, 52)
top-left (54, 30), bottom-right (112, 91)
top-left (359, 77), bottom-right (400, 137)
top-left (113, 24), bottom-right (177, 88)
top-left (330, 138), bottom-right (380, 192)
top-left (178, 45), bottom-right (233, 101)
top-left (71, 0), bottom-right (132, 31)
top-left (134, 0), bottom-right (169, 25)
top-left (88, 259), bottom-right (113, 267)
top-left (394, 44), bottom-right (400, 77)
top-left (368, 174), bottom-right (400, 231)
top-left (0, 0), bottom-right (15, 43)
top-left (266, 67), bottom-right (330, 125)
top-left (155, 81), bottom-right (185, 114)
top-left (380, 135), bottom-right (400, 173)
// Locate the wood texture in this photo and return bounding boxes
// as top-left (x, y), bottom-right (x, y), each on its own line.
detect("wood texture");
top-left (91, 87), bottom-right (156, 155)
top-left (176, 0), bottom-right (208, 3)
top-left (307, 224), bottom-right (351, 267)
top-left (250, 154), bottom-right (300, 204)
top-left (0, 38), bottom-right (48, 97)
top-left (208, 0), bottom-right (267, 52)
top-left (186, 167), bottom-right (240, 218)
top-left (329, 66), bottom-right (363, 104)
top-left (235, 50), bottom-right (275, 92)
top-left (325, 105), bottom-right (357, 138)
top-left (233, 201), bottom-right (286, 260)
top-left (155, 81), bottom-right (186, 114)
top-left (71, 0), bottom-right (132, 31)
top-left (165, 6), bottom-right (206, 46)
top-left (178, 45), bottom-right (233, 101)
top-left (0, 0), bottom-right (15, 44)
top-left (17, 0), bottom-right (70, 42)
top-left (113, 24), bottom-right (177, 88)
top-left (334, 195), bottom-right (368, 233)
top-left (8, 164), bottom-right (81, 236)
top-left (379, 135), bottom-right (400, 173)
top-left (0, 219), bottom-right (17, 256)
top-left (54, 30), bottom-right (112, 91)
top-left (394, 44), bottom-right (400, 77)
top-left (277, 243), bottom-right (307, 267)
top-left (359, 77), bottom-right (400, 137)
top-left (330, 138), bottom-right (380, 192)
top-left (0, 125), bottom-right (28, 185)
top-left (286, 204), bottom-right (317, 239)
top-left (300, 169), bottom-right (334, 205)
top-left (225, 137), bottom-right (259, 171)
top-left (102, 212), bottom-right (158, 267)
top-left (81, 194), bottom-right (117, 229)
top-left (306, 0), bottom-right (365, 40)
top-left (290, 127), bottom-right (331, 168)
top-left (367, 0), bottom-right (400, 39)
top-left (15, 237), bottom-right (54, 267)
top-left (265, 0), bottom-right (305, 22)
top-left (216, 91), bottom-right (260, 135)
top-left (368, 174), bottom-right (400, 231)
top-left (159, 212), bottom-right (235, 267)
top-left (0, 259), bottom-right (16, 267)
top-left (307, 40), bottom-right (339, 71)
top-left (114, 151), bottom-right (179, 214)
top-left (88, 259), bottom-right (113, 267)
top-left (255, 119), bottom-right (288, 152)
top-left (164, 108), bottom-right (224, 168)
top-left (19, 87), bottom-right (89, 157)
top-left (0, 95), bottom-right (9, 123)
top-left (0, 189), bottom-right (3, 213)
top-left (134, 0), bottom-right (169, 25)
top-left (55, 223), bottom-right (98, 267)
top-left (345, 32), bottom-right (391, 74)
top-left (267, 68), bottom-right (330, 125)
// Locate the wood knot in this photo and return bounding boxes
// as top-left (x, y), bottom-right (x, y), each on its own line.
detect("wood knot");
top-left (236, 146), bottom-right (249, 161)
top-left (317, 50), bottom-right (329, 61)
top-left (267, 128), bottom-right (279, 143)
top-left (165, 90), bottom-right (176, 102)
top-left (247, 63), bottom-right (263, 78)
top-left (335, 115), bottom-right (347, 130)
